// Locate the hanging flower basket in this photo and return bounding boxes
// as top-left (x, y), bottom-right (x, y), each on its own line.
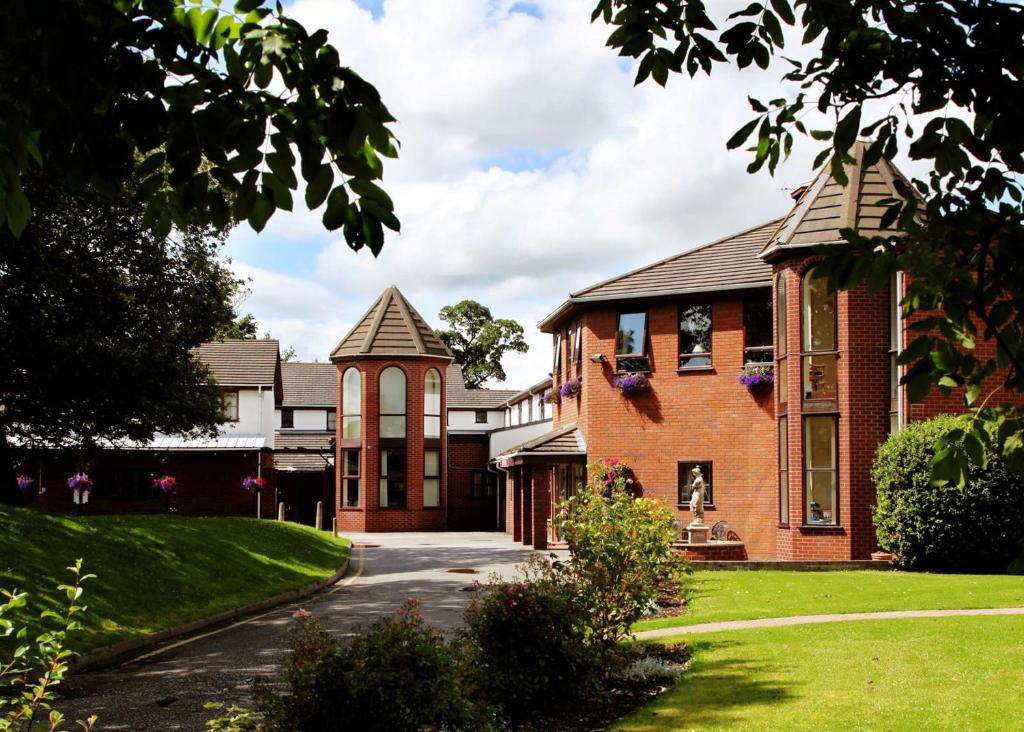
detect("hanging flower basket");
top-left (153, 475), bottom-right (177, 494)
top-left (15, 475), bottom-right (34, 493)
top-left (542, 388), bottom-right (560, 405)
top-left (613, 372), bottom-right (649, 394)
top-left (559, 378), bottom-right (582, 398)
top-left (67, 473), bottom-right (93, 494)
top-left (242, 475), bottom-right (266, 493)
top-left (738, 364), bottom-right (774, 391)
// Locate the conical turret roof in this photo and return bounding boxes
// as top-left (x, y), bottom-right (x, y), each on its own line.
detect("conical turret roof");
top-left (330, 286), bottom-right (454, 361)
top-left (760, 141), bottom-right (916, 261)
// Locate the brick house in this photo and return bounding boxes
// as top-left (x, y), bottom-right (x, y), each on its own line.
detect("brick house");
top-left (500, 144), bottom-right (990, 560)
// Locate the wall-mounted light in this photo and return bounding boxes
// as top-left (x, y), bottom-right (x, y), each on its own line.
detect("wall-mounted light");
top-left (589, 353), bottom-right (606, 363)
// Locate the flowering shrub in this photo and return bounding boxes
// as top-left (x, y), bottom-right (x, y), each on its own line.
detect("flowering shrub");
top-left (66, 473), bottom-right (92, 494)
top-left (590, 458), bottom-right (635, 496)
top-left (241, 475), bottom-right (266, 493)
top-left (738, 364), bottom-right (774, 390)
top-left (613, 372), bottom-right (649, 393)
top-left (15, 475), bottom-right (33, 493)
top-left (462, 557), bottom-right (598, 724)
top-left (555, 466), bottom-right (684, 648)
top-left (559, 378), bottom-right (582, 398)
top-left (153, 475), bottom-right (177, 494)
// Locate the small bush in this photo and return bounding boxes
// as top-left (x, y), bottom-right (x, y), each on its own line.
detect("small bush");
top-left (461, 556), bottom-right (599, 723)
top-left (555, 466), bottom-right (684, 646)
top-left (264, 600), bottom-right (487, 732)
top-left (873, 415), bottom-right (1024, 572)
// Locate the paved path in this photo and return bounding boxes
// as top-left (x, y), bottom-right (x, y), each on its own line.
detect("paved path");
top-left (634, 606), bottom-right (1024, 639)
top-left (58, 532), bottom-right (532, 731)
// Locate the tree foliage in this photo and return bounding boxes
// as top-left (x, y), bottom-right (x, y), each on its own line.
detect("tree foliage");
top-left (594, 0), bottom-right (1024, 477)
top-left (215, 313), bottom-right (259, 340)
top-left (0, 0), bottom-right (398, 253)
top-left (0, 171), bottom-right (240, 502)
top-left (435, 300), bottom-right (528, 388)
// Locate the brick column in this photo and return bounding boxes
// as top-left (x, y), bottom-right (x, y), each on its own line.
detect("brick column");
top-left (520, 466), bottom-right (533, 547)
top-left (511, 467), bottom-right (522, 542)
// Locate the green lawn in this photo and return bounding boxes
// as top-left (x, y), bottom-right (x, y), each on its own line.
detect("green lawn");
top-left (616, 615), bottom-right (1024, 731)
top-left (636, 570), bottom-right (1024, 631)
top-left (0, 506), bottom-right (350, 653)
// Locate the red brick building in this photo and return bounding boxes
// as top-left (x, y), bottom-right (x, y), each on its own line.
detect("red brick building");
top-left (500, 144), bottom-right (978, 560)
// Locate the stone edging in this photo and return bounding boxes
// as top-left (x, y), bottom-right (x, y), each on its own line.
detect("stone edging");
top-left (69, 555), bottom-right (351, 674)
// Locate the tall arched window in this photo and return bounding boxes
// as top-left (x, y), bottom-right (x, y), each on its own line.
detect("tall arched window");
top-left (341, 368), bottom-right (361, 438)
top-left (801, 266), bottom-right (837, 402)
top-left (424, 368), bottom-right (441, 439)
top-left (379, 367), bottom-right (407, 438)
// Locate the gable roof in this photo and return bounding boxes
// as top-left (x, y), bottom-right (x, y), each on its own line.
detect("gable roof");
top-left (497, 423), bottom-right (586, 459)
top-left (280, 362), bottom-right (335, 407)
top-left (760, 141), bottom-right (914, 260)
top-left (445, 364), bottom-right (519, 409)
top-left (330, 286), bottom-right (454, 361)
top-left (193, 340), bottom-right (281, 387)
top-left (538, 219), bottom-right (780, 331)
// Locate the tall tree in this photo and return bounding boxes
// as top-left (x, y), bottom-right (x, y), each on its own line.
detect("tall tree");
top-left (215, 313), bottom-right (259, 340)
top-left (0, 0), bottom-right (398, 253)
top-left (435, 301), bottom-right (529, 388)
top-left (0, 172), bottom-right (240, 503)
top-left (593, 0), bottom-right (1024, 480)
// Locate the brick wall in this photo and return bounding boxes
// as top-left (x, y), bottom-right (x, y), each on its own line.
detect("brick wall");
top-left (553, 294), bottom-right (778, 559)
top-left (447, 434), bottom-right (501, 530)
top-left (334, 356), bottom-right (449, 532)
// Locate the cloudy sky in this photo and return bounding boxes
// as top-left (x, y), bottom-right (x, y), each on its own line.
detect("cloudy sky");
top-left (222, 0), bottom-right (903, 388)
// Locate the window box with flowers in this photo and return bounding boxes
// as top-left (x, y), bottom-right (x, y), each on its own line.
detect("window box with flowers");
top-left (613, 372), bottom-right (649, 394)
top-left (739, 364), bottom-right (774, 392)
top-left (559, 378), bottom-right (582, 399)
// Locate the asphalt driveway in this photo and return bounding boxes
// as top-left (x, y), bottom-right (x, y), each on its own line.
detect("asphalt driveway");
top-left (58, 531), bottom-right (533, 731)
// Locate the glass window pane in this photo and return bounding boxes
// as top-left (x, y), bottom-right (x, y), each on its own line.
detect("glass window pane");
top-left (679, 354), bottom-right (712, 368)
top-left (553, 333), bottom-right (562, 372)
top-left (890, 272), bottom-right (900, 351)
top-left (342, 415), bottom-right (361, 439)
top-left (380, 415), bottom-right (406, 438)
top-left (617, 312), bottom-right (647, 355)
top-left (574, 320), bottom-right (583, 363)
top-left (777, 274), bottom-right (787, 357)
top-left (343, 368), bottom-right (361, 416)
top-left (424, 368), bottom-right (441, 416)
top-left (806, 471), bottom-right (836, 524)
top-left (778, 417), bottom-right (789, 524)
top-left (802, 268), bottom-right (836, 351)
top-left (343, 478), bottom-right (359, 507)
top-left (379, 367), bottom-right (406, 415)
top-left (744, 298), bottom-right (772, 348)
top-left (424, 478), bottom-right (440, 507)
top-left (802, 354), bottom-right (838, 401)
top-left (679, 304), bottom-right (711, 355)
top-left (677, 461), bottom-right (712, 505)
top-left (424, 415), bottom-right (441, 439)
top-left (424, 450), bottom-right (440, 477)
top-left (327, 410), bottom-right (336, 431)
top-left (381, 448), bottom-right (406, 474)
top-left (344, 450), bottom-right (359, 476)
top-left (778, 358), bottom-right (787, 403)
top-left (804, 416), bottom-right (836, 470)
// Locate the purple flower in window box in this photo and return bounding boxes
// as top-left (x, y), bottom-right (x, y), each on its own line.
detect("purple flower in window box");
top-left (559, 378), bottom-right (582, 398)
top-left (15, 475), bottom-right (34, 493)
top-left (67, 473), bottom-right (93, 494)
top-left (739, 364), bottom-right (774, 391)
top-left (613, 372), bottom-right (649, 393)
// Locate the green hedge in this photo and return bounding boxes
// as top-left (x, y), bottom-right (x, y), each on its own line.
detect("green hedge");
top-left (872, 415), bottom-right (1024, 573)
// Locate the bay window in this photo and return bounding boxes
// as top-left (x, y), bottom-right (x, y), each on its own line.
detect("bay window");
top-left (801, 267), bottom-right (838, 403)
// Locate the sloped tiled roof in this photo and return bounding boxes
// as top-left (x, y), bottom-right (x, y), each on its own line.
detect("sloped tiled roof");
top-left (274, 431), bottom-right (334, 472)
top-left (497, 423), bottom-right (586, 458)
top-left (760, 141), bottom-right (915, 260)
top-left (446, 365), bottom-right (519, 409)
top-left (330, 286), bottom-right (453, 360)
top-left (281, 362), bottom-right (335, 407)
top-left (193, 340), bottom-right (280, 386)
top-left (538, 220), bottom-right (779, 331)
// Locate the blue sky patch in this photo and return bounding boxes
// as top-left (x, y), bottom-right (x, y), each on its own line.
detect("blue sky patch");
top-left (509, 2), bottom-right (543, 19)
top-left (479, 147), bottom-right (572, 173)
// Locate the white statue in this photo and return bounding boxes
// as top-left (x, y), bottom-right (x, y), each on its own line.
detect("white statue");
top-left (688, 466), bottom-right (706, 523)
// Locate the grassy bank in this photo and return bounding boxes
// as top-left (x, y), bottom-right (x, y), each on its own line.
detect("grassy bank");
top-left (636, 569), bottom-right (1024, 631)
top-left (0, 506), bottom-right (350, 653)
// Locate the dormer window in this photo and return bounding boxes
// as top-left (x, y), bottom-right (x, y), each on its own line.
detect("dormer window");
top-left (616, 311), bottom-right (648, 372)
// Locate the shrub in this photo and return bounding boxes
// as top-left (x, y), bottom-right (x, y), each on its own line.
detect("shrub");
top-left (263, 599), bottom-right (487, 732)
top-left (555, 466), bottom-right (684, 647)
top-left (461, 556), bottom-right (598, 723)
top-left (873, 415), bottom-right (1024, 572)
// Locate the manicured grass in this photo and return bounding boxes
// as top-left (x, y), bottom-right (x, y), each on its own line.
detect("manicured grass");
top-left (635, 570), bottom-right (1024, 631)
top-left (0, 506), bottom-right (349, 653)
top-left (616, 615), bottom-right (1024, 731)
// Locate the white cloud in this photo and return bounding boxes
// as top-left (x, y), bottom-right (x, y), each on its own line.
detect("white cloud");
top-left (224, 0), bottom-right (930, 388)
